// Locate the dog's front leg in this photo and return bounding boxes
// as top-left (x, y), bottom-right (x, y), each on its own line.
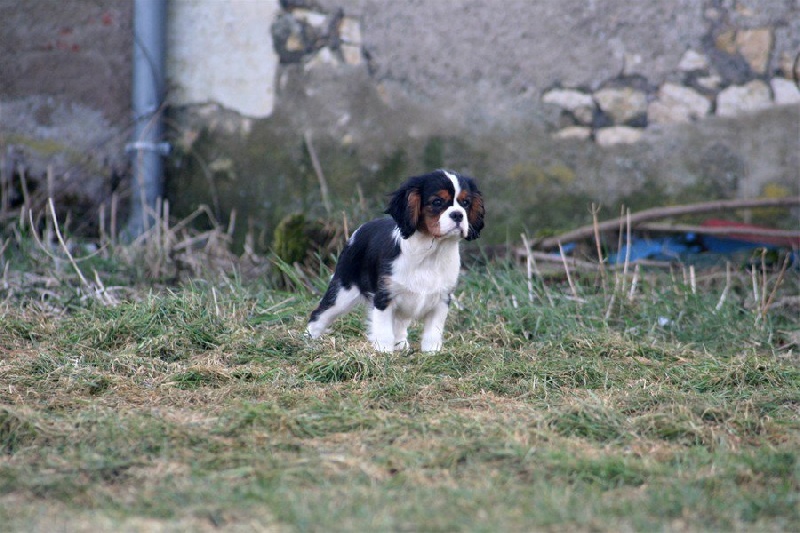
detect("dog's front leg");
top-left (393, 316), bottom-right (412, 351)
top-left (369, 306), bottom-right (396, 352)
top-left (421, 300), bottom-right (449, 352)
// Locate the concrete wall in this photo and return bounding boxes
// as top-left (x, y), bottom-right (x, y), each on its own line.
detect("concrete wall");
top-left (0, 1), bottom-right (131, 122)
top-left (167, 1), bottom-right (280, 118)
top-left (0, 0), bottom-right (132, 223)
top-left (2, 0), bottom-right (798, 246)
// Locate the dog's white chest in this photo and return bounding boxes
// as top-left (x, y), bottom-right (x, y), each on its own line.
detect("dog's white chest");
top-left (390, 236), bottom-right (460, 318)
top-left (391, 290), bottom-right (445, 320)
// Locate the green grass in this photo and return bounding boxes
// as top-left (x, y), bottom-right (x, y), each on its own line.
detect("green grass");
top-left (0, 251), bottom-right (798, 531)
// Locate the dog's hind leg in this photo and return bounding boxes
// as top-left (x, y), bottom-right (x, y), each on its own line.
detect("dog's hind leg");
top-left (306, 283), bottom-right (362, 338)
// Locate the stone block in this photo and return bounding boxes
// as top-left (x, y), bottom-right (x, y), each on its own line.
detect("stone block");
top-left (341, 44), bottom-right (362, 65)
top-left (716, 80), bottom-right (772, 117)
top-left (304, 47), bottom-right (339, 71)
top-left (543, 88), bottom-right (594, 110)
top-left (168, 0), bottom-right (280, 118)
top-left (293, 8), bottom-right (328, 29)
top-left (770, 78), bottom-right (800, 105)
top-left (715, 29), bottom-right (738, 54)
top-left (542, 88), bottom-right (594, 125)
top-left (779, 51), bottom-right (797, 78)
top-left (593, 87), bottom-right (648, 125)
top-left (553, 126), bottom-right (592, 140)
top-left (339, 17), bottom-right (362, 45)
top-left (696, 74), bottom-right (722, 90)
top-left (649, 83), bottom-right (711, 124)
top-left (678, 49), bottom-right (709, 71)
top-left (595, 126), bottom-right (643, 146)
top-left (735, 28), bottom-right (772, 74)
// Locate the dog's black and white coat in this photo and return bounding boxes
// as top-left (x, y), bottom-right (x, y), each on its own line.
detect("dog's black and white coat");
top-left (306, 170), bottom-right (485, 352)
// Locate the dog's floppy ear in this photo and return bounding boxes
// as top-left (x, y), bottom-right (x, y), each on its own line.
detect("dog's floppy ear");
top-left (385, 179), bottom-right (422, 239)
top-left (466, 187), bottom-right (485, 241)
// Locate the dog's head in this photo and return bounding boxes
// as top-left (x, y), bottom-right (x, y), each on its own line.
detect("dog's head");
top-left (385, 170), bottom-right (485, 241)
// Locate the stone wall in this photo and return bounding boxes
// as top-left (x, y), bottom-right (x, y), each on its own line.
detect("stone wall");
top-left (542, 5), bottom-right (800, 146)
top-left (1, 0), bottom-right (798, 247)
top-left (168, 0), bottom-right (798, 245)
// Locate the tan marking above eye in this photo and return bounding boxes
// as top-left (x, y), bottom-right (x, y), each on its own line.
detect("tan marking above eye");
top-left (429, 190), bottom-right (452, 206)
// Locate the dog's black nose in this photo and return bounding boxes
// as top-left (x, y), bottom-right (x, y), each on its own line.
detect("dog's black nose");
top-left (450, 211), bottom-right (464, 223)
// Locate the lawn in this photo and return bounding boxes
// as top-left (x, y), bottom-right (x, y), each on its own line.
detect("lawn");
top-left (1, 235), bottom-right (798, 531)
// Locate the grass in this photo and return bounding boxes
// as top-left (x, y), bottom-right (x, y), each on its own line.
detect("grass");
top-left (0, 232), bottom-right (799, 531)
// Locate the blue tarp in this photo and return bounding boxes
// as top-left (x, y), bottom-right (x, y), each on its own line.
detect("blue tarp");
top-left (607, 233), bottom-right (793, 264)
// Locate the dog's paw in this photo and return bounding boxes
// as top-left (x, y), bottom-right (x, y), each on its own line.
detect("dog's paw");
top-left (372, 339), bottom-right (396, 352)
top-left (420, 339), bottom-right (442, 352)
top-left (305, 323), bottom-right (328, 339)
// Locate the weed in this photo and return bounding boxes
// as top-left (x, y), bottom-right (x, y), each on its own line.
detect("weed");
top-left (301, 351), bottom-right (380, 383)
top-left (0, 408), bottom-right (39, 454)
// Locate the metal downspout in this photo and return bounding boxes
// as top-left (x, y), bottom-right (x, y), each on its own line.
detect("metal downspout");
top-left (127, 0), bottom-right (169, 238)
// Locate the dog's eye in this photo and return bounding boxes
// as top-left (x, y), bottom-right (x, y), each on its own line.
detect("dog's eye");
top-left (459, 198), bottom-right (471, 208)
top-left (431, 198), bottom-right (445, 208)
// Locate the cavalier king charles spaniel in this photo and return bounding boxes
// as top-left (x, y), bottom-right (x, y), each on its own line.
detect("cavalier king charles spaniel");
top-left (306, 169), bottom-right (485, 352)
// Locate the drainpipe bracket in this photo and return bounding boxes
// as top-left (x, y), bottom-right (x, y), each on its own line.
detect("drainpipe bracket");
top-left (125, 142), bottom-right (171, 156)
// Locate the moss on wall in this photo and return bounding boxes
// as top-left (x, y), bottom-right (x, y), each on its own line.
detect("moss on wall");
top-left (272, 213), bottom-right (309, 264)
top-left (165, 101), bottom-right (799, 253)
top-left (5, 134), bottom-right (69, 158)
top-left (165, 116), bottom-right (498, 251)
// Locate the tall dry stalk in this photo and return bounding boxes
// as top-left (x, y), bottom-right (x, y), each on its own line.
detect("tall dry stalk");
top-left (558, 241), bottom-right (579, 300)
top-left (759, 252), bottom-right (791, 322)
top-left (520, 233), bottom-right (535, 304)
top-left (715, 262), bottom-right (732, 312)
top-left (304, 130), bottom-right (332, 216)
top-left (521, 233), bottom-right (553, 306)
top-left (591, 203), bottom-right (608, 293)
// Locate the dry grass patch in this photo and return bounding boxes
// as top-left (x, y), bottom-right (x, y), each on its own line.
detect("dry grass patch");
top-left (0, 235), bottom-right (798, 530)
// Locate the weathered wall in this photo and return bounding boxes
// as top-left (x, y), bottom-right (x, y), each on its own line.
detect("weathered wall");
top-left (168, 0), bottom-right (798, 246)
top-left (167, 1), bottom-right (280, 118)
top-left (2, 0), bottom-right (798, 247)
top-left (0, 0), bottom-right (132, 223)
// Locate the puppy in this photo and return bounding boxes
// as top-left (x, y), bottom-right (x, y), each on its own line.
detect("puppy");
top-left (306, 170), bottom-right (484, 352)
